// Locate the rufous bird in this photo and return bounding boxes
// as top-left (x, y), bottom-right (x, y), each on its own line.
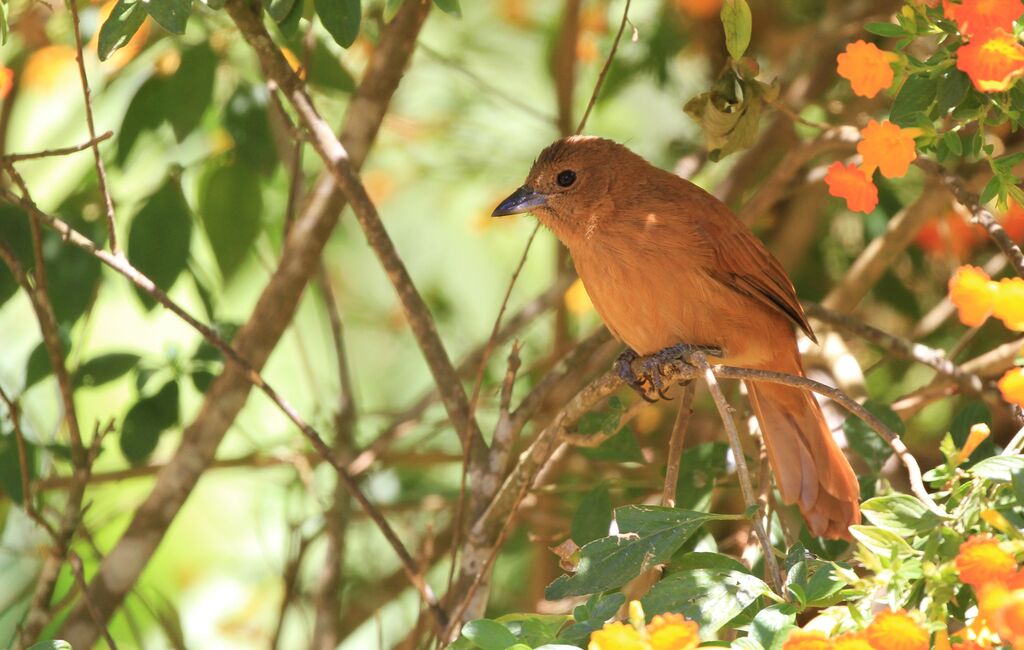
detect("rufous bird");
top-left (493, 136), bottom-right (860, 539)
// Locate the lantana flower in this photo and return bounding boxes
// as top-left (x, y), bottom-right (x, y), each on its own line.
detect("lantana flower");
top-left (956, 29), bottom-right (1024, 92)
top-left (949, 265), bottom-right (998, 326)
top-left (588, 602), bottom-right (699, 650)
top-left (858, 120), bottom-right (922, 179)
top-left (825, 162), bottom-right (879, 213)
top-left (864, 609), bottom-right (930, 650)
top-left (957, 534), bottom-right (1019, 588)
top-left (837, 40), bottom-right (899, 98)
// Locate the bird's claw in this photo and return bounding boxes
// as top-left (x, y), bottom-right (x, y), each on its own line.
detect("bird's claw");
top-left (615, 342), bottom-right (724, 402)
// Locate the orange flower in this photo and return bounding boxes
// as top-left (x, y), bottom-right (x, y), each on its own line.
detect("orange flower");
top-left (675, 0), bottom-right (723, 19)
top-left (21, 45), bottom-right (78, 91)
top-left (837, 40), bottom-right (900, 98)
top-left (1002, 201), bottom-right (1024, 241)
top-left (957, 423), bottom-right (992, 464)
top-left (945, 0), bottom-right (965, 23)
top-left (949, 265), bottom-right (997, 326)
top-left (865, 609), bottom-right (930, 650)
top-left (0, 67), bottom-right (11, 99)
top-left (956, 29), bottom-right (1024, 92)
top-left (915, 211), bottom-right (984, 260)
top-left (949, 0), bottom-right (1023, 38)
top-left (833, 632), bottom-right (874, 650)
top-left (646, 613), bottom-right (700, 650)
top-left (993, 277), bottom-right (1024, 330)
top-left (589, 621), bottom-right (647, 650)
top-left (782, 629), bottom-right (832, 650)
top-left (999, 366), bottom-right (1024, 408)
top-left (978, 583), bottom-right (1024, 645)
top-left (957, 534), bottom-right (1018, 587)
top-left (825, 162), bottom-right (879, 213)
top-left (858, 120), bottom-right (922, 179)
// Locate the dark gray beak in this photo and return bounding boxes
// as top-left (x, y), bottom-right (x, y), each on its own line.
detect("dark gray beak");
top-left (492, 186), bottom-right (548, 217)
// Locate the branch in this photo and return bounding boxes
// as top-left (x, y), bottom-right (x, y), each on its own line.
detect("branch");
top-left (57, 2), bottom-right (432, 644)
top-left (3, 131), bottom-right (113, 162)
top-left (576, 0), bottom-right (632, 134)
top-left (917, 158), bottom-right (1024, 277)
top-left (661, 382), bottom-right (696, 508)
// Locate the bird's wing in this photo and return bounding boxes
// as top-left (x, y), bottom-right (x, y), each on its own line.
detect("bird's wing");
top-left (696, 204), bottom-right (817, 343)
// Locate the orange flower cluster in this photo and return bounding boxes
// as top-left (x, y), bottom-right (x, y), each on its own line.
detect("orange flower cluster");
top-left (953, 535), bottom-right (1024, 648)
top-left (947, 0), bottom-right (1024, 92)
top-left (837, 40), bottom-right (899, 98)
top-left (999, 367), bottom-right (1024, 408)
top-left (589, 603), bottom-right (700, 650)
top-left (781, 609), bottom-right (929, 650)
top-left (948, 265), bottom-right (1024, 332)
top-left (825, 120), bottom-right (920, 214)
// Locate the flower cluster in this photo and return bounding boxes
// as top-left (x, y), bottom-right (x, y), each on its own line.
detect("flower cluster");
top-left (781, 609), bottom-right (929, 650)
top-left (947, 0), bottom-right (1024, 92)
top-left (589, 601), bottom-right (700, 650)
top-left (951, 534), bottom-right (1024, 647)
top-left (947, 265), bottom-right (1024, 406)
top-left (915, 203), bottom-right (1024, 260)
top-left (824, 119), bottom-right (920, 213)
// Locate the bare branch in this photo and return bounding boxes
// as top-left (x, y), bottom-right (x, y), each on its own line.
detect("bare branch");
top-left (4, 131), bottom-right (113, 162)
top-left (576, 0), bottom-right (632, 134)
top-left (661, 382), bottom-right (696, 508)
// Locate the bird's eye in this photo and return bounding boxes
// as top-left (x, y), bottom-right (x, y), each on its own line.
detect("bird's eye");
top-left (556, 170), bottom-right (577, 187)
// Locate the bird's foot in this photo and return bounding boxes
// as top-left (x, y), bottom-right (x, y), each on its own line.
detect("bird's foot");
top-left (616, 343), bottom-right (724, 402)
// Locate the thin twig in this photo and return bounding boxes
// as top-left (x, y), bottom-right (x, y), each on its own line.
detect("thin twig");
top-left (691, 353), bottom-right (782, 593)
top-left (68, 553), bottom-right (118, 650)
top-left (575, 0), bottom-right (632, 134)
top-left (4, 131), bottom-right (113, 162)
top-left (67, 0), bottom-right (118, 253)
top-left (661, 382), bottom-right (696, 508)
top-left (0, 383), bottom-right (56, 537)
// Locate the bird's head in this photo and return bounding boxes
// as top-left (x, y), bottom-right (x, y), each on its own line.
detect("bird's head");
top-left (492, 136), bottom-right (639, 244)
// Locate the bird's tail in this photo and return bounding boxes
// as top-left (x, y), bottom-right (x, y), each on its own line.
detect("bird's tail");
top-left (744, 356), bottom-right (860, 539)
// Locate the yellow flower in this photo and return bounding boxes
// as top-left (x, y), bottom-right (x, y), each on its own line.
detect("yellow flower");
top-left (999, 367), bottom-right (1024, 408)
top-left (957, 534), bottom-right (1018, 588)
top-left (865, 609), bottom-right (930, 650)
top-left (978, 582), bottom-right (1024, 646)
top-left (782, 629), bottom-right (832, 650)
top-left (589, 621), bottom-right (647, 650)
top-left (837, 40), bottom-right (899, 98)
top-left (956, 29), bottom-right (1024, 92)
top-left (858, 120), bottom-right (922, 179)
top-left (646, 613), bottom-right (700, 650)
top-left (949, 265), bottom-right (997, 327)
top-left (993, 277), bottom-right (1024, 331)
top-left (833, 632), bottom-right (874, 650)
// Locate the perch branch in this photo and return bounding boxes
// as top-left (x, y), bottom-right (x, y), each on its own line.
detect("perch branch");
top-left (661, 382), bottom-right (696, 508)
top-left (4, 131), bottom-right (113, 162)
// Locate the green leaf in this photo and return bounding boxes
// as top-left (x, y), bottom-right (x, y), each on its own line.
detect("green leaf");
top-left (890, 73), bottom-right (937, 127)
top-left (316, 0), bottom-right (360, 48)
top-left (75, 353), bottom-right (141, 388)
top-left (942, 131), bottom-right (963, 157)
top-left (496, 613), bottom-right (571, 648)
top-left (980, 175), bottom-right (1003, 205)
top-left (224, 84), bottom-right (278, 175)
top-left (545, 507), bottom-right (733, 599)
top-left (268, 0), bottom-right (298, 22)
top-left (951, 401), bottom-right (994, 463)
top-left (143, 0), bottom-right (192, 34)
top-left (200, 160), bottom-right (264, 280)
top-left (26, 641), bottom-right (72, 650)
top-left (0, 204), bottom-right (33, 307)
top-left (642, 553), bottom-right (774, 639)
top-left (432, 0), bottom-right (461, 17)
top-left (970, 455), bottom-right (1024, 482)
top-left (165, 43), bottom-right (218, 141)
top-left (277, 0), bottom-right (304, 37)
top-left (128, 177), bottom-right (193, 309)
top-left (0, 433), bottom-right (36, 504)
top-left (860, 494), bottom-right (948, 536)
top-left (720, 0), bottom-right (752, 60)
top-left (1012, 469), bottom-right (1024, 509)
top-left (461, 619), bottom-right (516, 650)
top-left (98, 0), bottom-right (147, 61)
top-left (559, 593), bottom-right (625, 643)
top-left (571, 484), bottom-right (612, 546)
top-left (864, 22), bottom-right (906, 37)
top-left (120, 380), bottom-right (180, 464)
top-left (23, 342), bottom-right (52, 390)
top-left (749, 604), bottom-right (797, 650)
top-left (577, 425), bottom-right (643, 462)
top-left (308, 37), bottom-right (356, 93)
top-left (843, 400), bottom-right (901, 473)
top-left (117, 76), bottom-right (168, 165)
top-left (675, 442), bottom-right (730, 511)
top-left (936, 70), bottom-right (971, 115)
top-left (849, 524), bottom-right (918, 557)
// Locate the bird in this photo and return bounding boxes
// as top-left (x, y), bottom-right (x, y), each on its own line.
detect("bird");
top-left (492, 135), bottom-right (860, 539)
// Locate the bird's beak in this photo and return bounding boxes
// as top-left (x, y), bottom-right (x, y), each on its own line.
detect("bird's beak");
top-left (492, 186), bottom-right (547, 217)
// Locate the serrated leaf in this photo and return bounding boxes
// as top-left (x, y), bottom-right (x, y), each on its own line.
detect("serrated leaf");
top-left (120, 380), bottom-right (179, 464)
top-left (200, 160), bottom-right (263, 280)
top-left (432, 0), bottom-right (461, 17)
top-left (642, 553), bottom-right (773, 639)
top-left (128, 177), bottom-right (193, 309)
top-left (143, 0), bottom-right (191, 34)
top-left (75, 353), bottom-right (141, 388)
top-left (860, 494), bottom-right (948, 536)
top-left (98, 0), bottom-right (147, 61)
top-left (891, 74), bottom-right (937, 127)
top-left (461, 619), bottom-right (516, 650)
top-left (720, 0), bottom-right (752, 60)
top-left (571, 484), bottom-right (612, 546)
top-left (316, 0), bottom-right (360, 48)
top-left (970, 455), bottom-right (1024, 482)
top-left (545, 507), bottom-right (733, 599)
